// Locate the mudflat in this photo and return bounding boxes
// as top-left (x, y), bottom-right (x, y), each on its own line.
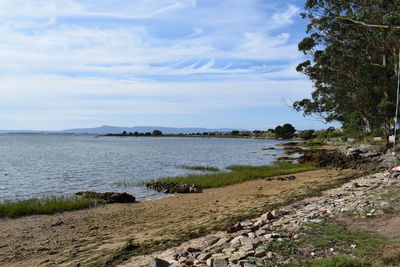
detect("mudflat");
top-left (0, 169), bottom-right (361, 267)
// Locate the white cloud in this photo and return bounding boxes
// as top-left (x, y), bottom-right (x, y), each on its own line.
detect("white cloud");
top-left (0, 0), bottom-right (315, 129)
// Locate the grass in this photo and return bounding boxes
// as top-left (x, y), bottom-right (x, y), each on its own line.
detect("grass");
top-left (155, 162), bottom-right (316, 188)
top-left (0, 196), bottom-right (97, 218)
top-left (302, 223), bottom-right (383, 255)
top-left (177, 165), bottom-right (220, 172)
top-left (281, 256), bottom-right (371, 267)
top-left (267, 222), bottom-right (383, 267)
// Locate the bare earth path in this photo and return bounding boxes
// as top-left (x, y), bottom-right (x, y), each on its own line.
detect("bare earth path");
top-left (0, 169), bottom-right (360, 267)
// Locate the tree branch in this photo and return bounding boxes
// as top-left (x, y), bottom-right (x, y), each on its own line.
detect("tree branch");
top-left (332, 16), bottom-right (400, 29)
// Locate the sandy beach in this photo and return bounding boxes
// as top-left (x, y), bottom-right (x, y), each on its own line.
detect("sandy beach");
top-left (0, 169), bottom-right (362, 267)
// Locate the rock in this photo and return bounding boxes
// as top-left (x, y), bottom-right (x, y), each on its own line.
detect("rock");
top-left (266, 252), bottom-right (273, 259)
top-left (227, 223), bottom-right (242, 233)
top-left (254, 247), bottom-right (266, 257)
top-left (261, 212), bottom-right (274, 221)
top-left (230, 236), bottom-right (244, 245)
top-left (146, 182), bottom-right (202, 194)
top-left (197, 253), bottom-right (212, 261)
top-left (75, 191), bottom-right (135, 203)
top-left (148, 258), bottom-right (170, 267)
top-left (239, 245), bottom-right (253, 252)
top-left (187, 247), bottom-right (201, 253)
top-left (228, 254), bottom-right (244, 264)
top-left (212, 258), bottom-right (228, 267)
top-left (271, 210), bottom-right (282, 217)
top-left (210, 238), bottom-right (230, 249)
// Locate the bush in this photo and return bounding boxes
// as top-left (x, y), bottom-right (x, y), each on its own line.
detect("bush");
top-left (298, 130), bottom-right (316, 140)
top-left (275, 124), bottom-right (296, 139)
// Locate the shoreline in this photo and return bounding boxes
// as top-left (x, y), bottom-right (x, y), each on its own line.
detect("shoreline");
top-left (0, 168), bottom-right (364, 266)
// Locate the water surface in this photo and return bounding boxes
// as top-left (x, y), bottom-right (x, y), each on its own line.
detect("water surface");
top-left (0, 135), bottom-right (287, 201)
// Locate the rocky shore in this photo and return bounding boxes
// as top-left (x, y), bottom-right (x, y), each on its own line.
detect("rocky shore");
top-left (141, 171), bottom-right (397, 267)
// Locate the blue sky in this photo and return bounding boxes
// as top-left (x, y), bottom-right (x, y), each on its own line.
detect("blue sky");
top-left (0, 0), bottom-right (336, 130)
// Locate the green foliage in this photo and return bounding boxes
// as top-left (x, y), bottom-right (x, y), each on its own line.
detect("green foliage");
top-left (275, 123), bottom-right (296, 139)
top-left (151, 130), bottom-right (163, 136)
top-left (177, 165), bottom-right (220, 172)
top-left (282, 256), bottom-right (371, 267)
top-left (0, 196), bottom-right (96, 218)
top-left (303, 223), bottom-right (383, 255)
top-left (298, 129), bottom-right (316, 140)
top-left (294, 0), bottom-right (400, 139)
top-left (155, 162), bottom-right (316, 188)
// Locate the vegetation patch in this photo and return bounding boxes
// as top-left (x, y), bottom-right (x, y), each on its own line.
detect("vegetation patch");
top-left (152, 162), bottom-right (316, 189)
top-left (0, 196), bottom-right (97, 218)
top-left (281, 256), bottom-right (371, 267)
top-left (302, 223), bottom-right (383, 255)
top-left (177, 165), bottom-right (220, 172)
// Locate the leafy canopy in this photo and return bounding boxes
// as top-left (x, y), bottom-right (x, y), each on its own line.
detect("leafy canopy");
top-left (294, 0), bottom-right (400, 138)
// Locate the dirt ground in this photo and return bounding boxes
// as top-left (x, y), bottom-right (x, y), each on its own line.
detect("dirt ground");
top-left (0, 169), bottom-right (361, 267)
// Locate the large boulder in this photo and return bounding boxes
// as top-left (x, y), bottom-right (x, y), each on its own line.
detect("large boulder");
top-left (148, 258), bottom-right (170, 267)
top-left (75, 191), bottom-right (135, 203)
top-left (146, 182), bottom-right (202, 194)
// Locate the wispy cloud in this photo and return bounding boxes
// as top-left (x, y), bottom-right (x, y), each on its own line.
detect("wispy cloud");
top-left (0, 0), bottom-right (320, 130)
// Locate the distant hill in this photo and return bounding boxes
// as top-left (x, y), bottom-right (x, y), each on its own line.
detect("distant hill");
top-left (60, 125), bottom-right (245, 134)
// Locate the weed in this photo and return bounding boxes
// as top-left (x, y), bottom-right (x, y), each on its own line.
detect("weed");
top-left (0, 196), bottom-right (97, 218)
top-left (152, 162), bottom-right (316, 188)
top-left (281, 256), bottom-right (371, 267)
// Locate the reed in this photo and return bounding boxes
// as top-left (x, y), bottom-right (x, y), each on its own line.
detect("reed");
top-left (0, 196), bottom-right (96, 218)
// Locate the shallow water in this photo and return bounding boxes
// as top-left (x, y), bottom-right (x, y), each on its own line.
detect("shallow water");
top-left (0, 135), bottom-right (287, 201)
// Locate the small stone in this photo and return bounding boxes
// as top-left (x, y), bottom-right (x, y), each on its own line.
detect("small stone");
top-left (254, 247), bottom-right (266, 257)
top-left (148, 258), bottom-right (170, 267)
top-left (212, 258), bottom-right (228, 267)
top-left (197, 253), bottom-right (212, 261)
top-left (261, 212), bottom-right (274, 221)
top-left (230, 236), bottom-right (244, 245)
top-left (228, 254), bottom-right (243, 264)
top-left (178, 257), bottom-right (187, 264)
top-left (255, 229), bottom-right (266, 237)
top-left (240, 245), bottom-right (253, 252)
top-left (245, 250), bottom-right (255, 257)
top-left (271, 210), bottom-right (282, 217)
top-left (187, 247), bottom-right (201, 253)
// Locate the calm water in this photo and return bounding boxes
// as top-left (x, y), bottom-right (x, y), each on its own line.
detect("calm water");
top-left (0, 135), bottom-right (287, 201)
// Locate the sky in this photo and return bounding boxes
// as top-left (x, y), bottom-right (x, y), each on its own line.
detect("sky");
top-left (0, 0), bottom-right (336, 131)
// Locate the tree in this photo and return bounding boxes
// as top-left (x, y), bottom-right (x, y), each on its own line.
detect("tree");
top-left (293, 0), bottom-right (400, 140)
top-left (298, 129), bottom-right (316, 140)
top-left (275, 123), bottom-right (296, 139)
top-left (152, 130), bottom-right (163, 136)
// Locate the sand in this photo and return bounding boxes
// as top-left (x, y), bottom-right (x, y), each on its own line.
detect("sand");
top-left (0, 169), bottom-right (360, 267)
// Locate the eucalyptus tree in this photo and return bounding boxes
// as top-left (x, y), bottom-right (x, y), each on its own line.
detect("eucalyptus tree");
top-left (294, 0), bottom-right (400, 139)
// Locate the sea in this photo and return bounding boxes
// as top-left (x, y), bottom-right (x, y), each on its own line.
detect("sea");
top-left (0, 134), bottom-right (289, 201)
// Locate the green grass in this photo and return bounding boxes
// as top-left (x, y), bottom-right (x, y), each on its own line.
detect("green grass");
top-left (281, 256), bottom-right (371, 267)
top-left (302, 223), bottom-right (383, 255)
top-left (154, 162), bottom-right (316, 188)
top-left (177, 165), bottom-right (220, 172)
top-left (0, 196), bottom-right (97, 218)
